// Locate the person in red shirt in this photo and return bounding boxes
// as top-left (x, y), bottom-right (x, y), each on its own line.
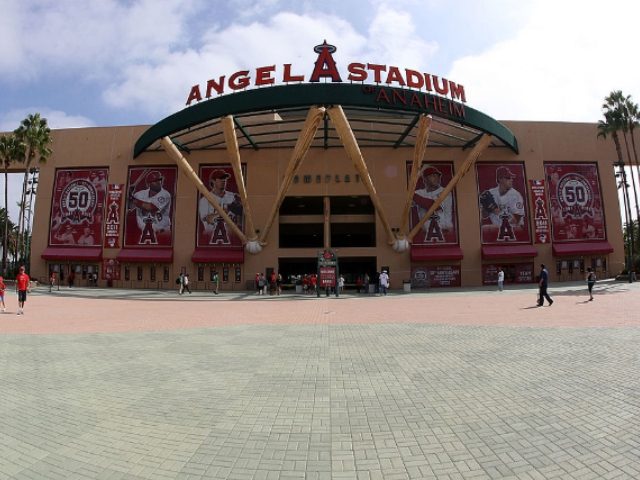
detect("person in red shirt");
top-left (0, 276), bottom-right (6, 312)
top-left (16, 265), bottom-right (30, 315)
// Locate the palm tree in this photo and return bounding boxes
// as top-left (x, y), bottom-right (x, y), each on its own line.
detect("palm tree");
top-left (603, 91), bottom-right (640, 223)
top-left (14, 113), bottom-right (52, 264)
top-left (625, 98), bottom-right (640, 239)
top-left (0, 134), bottom-right (25, 275)
top-left (598, 109), bottom-right (634, 278)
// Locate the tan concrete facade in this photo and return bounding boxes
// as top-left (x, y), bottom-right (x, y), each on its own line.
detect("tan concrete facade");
top-left (30, 120), bottom-right (624, 290)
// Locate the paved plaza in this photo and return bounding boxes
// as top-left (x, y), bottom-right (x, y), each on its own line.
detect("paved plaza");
top-left (0, 281), bottom-right (639, 479)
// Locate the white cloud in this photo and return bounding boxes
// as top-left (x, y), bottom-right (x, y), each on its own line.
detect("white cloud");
top-left (448, 0), bottom-right (640, 122)
top-left (102, 5), bottom-right (443, 118)
top-left (0, 109), bottom-right (95, 132)
top-left (0, 0), bottom-right (199, 82)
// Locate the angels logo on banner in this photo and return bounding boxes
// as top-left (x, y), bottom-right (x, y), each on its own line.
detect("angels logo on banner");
top-left (124, 166), bottom-right (177, 247)
top-left (545, 163), bottom-right (605, 242)
top-left (408, 162), bottom-right (459, 245)
top-left (49, 168), bottom-right (108, 246)
top-left (196, 165), bottom-right (244, 248)
top-left (476, 163), bottom-right (531, 244)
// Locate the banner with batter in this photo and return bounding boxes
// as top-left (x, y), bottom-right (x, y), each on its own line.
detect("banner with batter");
top-left (49, 168), bottom-right (108, 246)
top-left (545, 163), bottom-right (606, 242)
top-left (528, 179), bottom-right (550, 244)
top-left (408, 162), bottom-right (459, 245)
top-left (196, 165), bottom-right (245, 248)
top-left (476, 163), bottom-right (531, 244)
top-left (104, 184), bottom-right (124, 248)
top-left (123, 166), bottom-right (177, 247)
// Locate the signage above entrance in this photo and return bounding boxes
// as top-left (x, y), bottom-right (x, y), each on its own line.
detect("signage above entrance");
top-left (186, 40), bottom-right (467, 107)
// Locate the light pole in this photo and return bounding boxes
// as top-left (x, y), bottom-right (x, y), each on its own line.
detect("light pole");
top-left (24, 168), bottom-right (38, 270)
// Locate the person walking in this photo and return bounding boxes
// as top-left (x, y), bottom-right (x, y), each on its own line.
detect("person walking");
top-left (0, 276), bottom-right (6, 312)
top-left (497, 267), bottom-right (504, 292)
top-left (178, 272), bottom-right (185, 294)
top-left (537, 264), bottom-right (553, 306)
top-left (586, 267), bottom-right (596, 301)
top-left (16, 266), bottom-right (31, 315)
top-left (212, 270), bottom-right (220, 295)
top-left (338, 275), bottom-right (345, 294)
top-left (183, 273), bottom-right (192, 294)
top-left (379, 270), bottom-right (389, 295)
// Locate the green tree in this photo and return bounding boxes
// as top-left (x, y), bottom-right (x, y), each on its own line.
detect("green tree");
top-left (598, 107), bottom-right (635, 277)
top-left (602, 91), bottom-right (640, 222)
top-left (0, 134), bottom-right (24, 275)
top-left (14, 113), bottom-right (52, 264)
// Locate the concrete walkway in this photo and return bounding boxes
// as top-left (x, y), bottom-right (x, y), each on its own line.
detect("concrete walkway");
top-left (0, 281), bottom-right (639, 479)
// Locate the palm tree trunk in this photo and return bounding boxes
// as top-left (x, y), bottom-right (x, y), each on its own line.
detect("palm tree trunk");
top-left (16, 166), bottom-right (30, 262)
top-left (629, 126), bottom-right (640, 249)
top-left (2, 169), bottom-right (8, 275)
top-left (621, 131), bottom-right (640, 223)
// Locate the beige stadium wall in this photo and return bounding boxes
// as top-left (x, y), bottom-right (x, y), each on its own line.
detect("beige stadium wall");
top-left (30, 121), bottom-right (625, 289)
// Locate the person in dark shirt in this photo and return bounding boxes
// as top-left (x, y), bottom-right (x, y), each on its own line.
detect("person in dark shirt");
top-left (537, 264), bottom-right (554, 307)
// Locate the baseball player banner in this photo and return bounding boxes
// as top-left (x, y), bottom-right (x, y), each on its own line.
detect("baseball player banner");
top-left (408, 162), bottom-right (459, 245)
top-left (476, 163), bottom-right (531, 244)
top-left (104, 183), bottom-right (124, 248)
top-left (123, 166), bottom-right (177, 247)
top-left (545, 163), bottom-right (606, 242)
top-left (196, 164), bottom-right (245, 248)
top-left (49, 167), bottom-right (108, 247)
top-left (528, 179), bottom-right (550, 244)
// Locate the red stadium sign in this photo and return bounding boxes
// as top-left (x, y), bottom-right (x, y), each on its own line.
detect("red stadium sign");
top-left (196, 165), bottom-right (245, 249)
top-left (528, 179), bottom-right (550, 244)
top-left (186, 41), bottom-right (467, 106)
top-left (545, 163), bottom-right (606, 242)
top-left (123, 166), bottom-right (177, 248)
top-left (49, 168), bottom-right (108, 247)
top-left (104, 183), bottom-right (124, 248)
top-left (476, 163), bottom-right (531, 245)
top-left (408, 162), bottom-right (459, 245)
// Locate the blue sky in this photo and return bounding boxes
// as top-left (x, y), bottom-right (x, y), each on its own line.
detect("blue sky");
top-left (1, 0), bottom-right (639, 221)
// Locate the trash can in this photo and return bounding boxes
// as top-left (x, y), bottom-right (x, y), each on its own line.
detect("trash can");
top-left (368, 284), bottom-right (376, 294)
top-left (403, 280), bottom-right (411, 293)
top-left (295, 284), bottom-right (303, 293)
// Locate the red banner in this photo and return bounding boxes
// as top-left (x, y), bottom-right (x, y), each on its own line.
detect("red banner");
top-left (528, 179), bottom-right (550, 244)
top-left (411, 265), bottom-right (461, 288)
top-left (196, 165), bottom-right (245, 248)
top-left (545, 163), bottom-right (606, 242)
top-left (408, 162), bottom-right (459, 245)
top-left (49, 168), bottom-right (108, 247)
top-left (102, 258), bottom-right (121, 281)
top-left (123, 167), bottom-right (177, 247)
top-left (104, 184), bottom-right (124, 248)
top-left (319, 266), bottom-right (337, 287)
top-left (476, 163), bottom-right (531, 244)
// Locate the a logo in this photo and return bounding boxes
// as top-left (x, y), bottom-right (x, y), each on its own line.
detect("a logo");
top-left (60, 179), bottom-right (98, 223)
top-left (186, 41), bottom-right (466, 106)
top-left (557, 173), bottom-right (593, 218)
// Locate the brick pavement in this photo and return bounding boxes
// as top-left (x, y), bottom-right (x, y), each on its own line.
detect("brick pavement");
top-left (0, 281), bottom-right (639, 479)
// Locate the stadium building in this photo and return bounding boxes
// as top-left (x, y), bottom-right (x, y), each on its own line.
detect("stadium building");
top-left (29, 42), bottom-right (624, 290)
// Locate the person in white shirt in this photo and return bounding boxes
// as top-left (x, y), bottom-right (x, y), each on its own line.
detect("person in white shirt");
top-left (497, 267), bottom-right (505, 291)
top-left (379, 270), bottom-right (390, 295)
